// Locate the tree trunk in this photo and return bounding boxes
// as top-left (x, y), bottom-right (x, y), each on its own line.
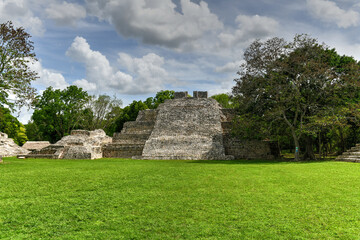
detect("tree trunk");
top-left (318, 130), bottom-right (322, 159)
top-left (292, 132), bottom-right (300, 161)
top-left (303, 136), bottom-right (316, 160)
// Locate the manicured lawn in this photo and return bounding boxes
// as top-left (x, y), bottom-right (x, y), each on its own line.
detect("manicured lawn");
top-left (1, 157), bottom-right (360, 239)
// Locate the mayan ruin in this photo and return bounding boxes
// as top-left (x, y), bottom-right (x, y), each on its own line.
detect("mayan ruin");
top-left (0, 132), bottom-right (29, 157)
top-left (24, 129), bottom-right (112, 159)
top-left (103, 91), bottom-right (278, 160)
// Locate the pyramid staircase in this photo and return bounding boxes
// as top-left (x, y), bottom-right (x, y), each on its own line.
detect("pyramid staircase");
top-left (102, 110), bottom-right (156, 158)
top-left (336, 144), bottom-right (360, 162)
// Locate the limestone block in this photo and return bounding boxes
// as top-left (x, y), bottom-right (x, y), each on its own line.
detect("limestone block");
top-left (193, 91), bottom-right (208, 98)
top-left (22, 141), bottom-right (51, 151)
top-left (174, 91), bottom-right (188, 99)
top-left (0, 132), bottom-right (29, 157)
top-left (24, 129), bottom-right (111, 159)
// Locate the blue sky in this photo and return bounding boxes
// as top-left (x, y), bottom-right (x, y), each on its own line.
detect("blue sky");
top-left (2, 0), bottom-right (360, 122)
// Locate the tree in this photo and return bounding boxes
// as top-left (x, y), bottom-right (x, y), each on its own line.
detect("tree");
top-left (211, 93), bottom-right (237, 108)
top-left (114, 100), bottom-right (149, 133)
top-left (0, 21), bottom-right (37, 110)
top-left (31, 86), bottom-right (91, 143)
top-left (83, 94), bottom-right (122, 136)
top-left (233, 34), bottom-right (360, 161)
top-left (0, 107), bottom-right (28, 145)
top-left (113, 90), bottom-right (174, 133)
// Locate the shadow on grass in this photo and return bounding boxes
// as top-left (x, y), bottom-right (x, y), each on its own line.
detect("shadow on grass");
top-left (187, 158), bottom-right (337, 165)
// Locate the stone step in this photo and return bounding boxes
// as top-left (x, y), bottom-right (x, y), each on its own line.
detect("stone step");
top-left (350, 146), bottom-right (360, 151)
top-left (121, 121), bottom-right (155, 134)
top-left (112, 134), bottom-right (150, 144)
top-left (103, 144), bottom-right (145, 151)
top-left (25, 154), bottom-right (58, 159)
top-left (342, 152), bottom-right (360, 156)
top-left (336, 157), bottom-right (360, 163)
top-left (102, 143), bottom-right (144, 158)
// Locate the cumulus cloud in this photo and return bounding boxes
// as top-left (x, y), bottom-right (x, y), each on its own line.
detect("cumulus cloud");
top-left (307, 0), bottom-right (359, 28)
top-left (215, 60), bottom-right (244, 73)
top-left (30, 61), bottom-right (69, 90)
top-left (85, 0), bottom-right (223, 48)
top-left (218, 15), bottom-right (279, 48)
top-left (66, 36), bottom-right (171, 94)
top-left (45, 1), bottom-right (86, 26)
top-left (73, 79), bottom-right (97, 91)
top-left (0, 0), bottom-right (45, 35)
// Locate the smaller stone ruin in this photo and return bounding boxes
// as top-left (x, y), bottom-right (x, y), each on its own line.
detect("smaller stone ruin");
top-left (0, 132), bottom-right (29, 157)
top-left (22, 141), bottom-right (50, 151)
top-left (24, 129), bottom-right (111, 159)
top-left (336, 144), bottom-right (360, 163)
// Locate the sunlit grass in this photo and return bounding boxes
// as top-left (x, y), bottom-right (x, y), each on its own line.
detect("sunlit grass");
top-left (1, 157), bottom-right (360, 239)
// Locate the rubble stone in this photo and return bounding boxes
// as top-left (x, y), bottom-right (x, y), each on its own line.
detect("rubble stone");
top-left (24, 129), bottom-right (111, 159)
top-left (0, 132), bottom-right (29, 157)
top-left (336, 144), bottom-right (360, 162)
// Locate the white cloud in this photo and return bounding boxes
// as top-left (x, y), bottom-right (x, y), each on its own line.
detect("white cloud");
top-left (73, 79), bottom-right (97, 91)
top-left (0, 0), bottom-right (45, 36)
top-left (30, 61), bottom-right (69, 90)
top-left (218, 15), bottom-right (279, 48)
top-left (85, 0), bottom-right (223, 49)
top-left (215, 60), bottom-right (243, 73)
top-left (45, 1), bottom-right (86, 26)
top-left (306, 0), bottom-right (359, 28)
top-left (66, 36), bottom-right (172, 94)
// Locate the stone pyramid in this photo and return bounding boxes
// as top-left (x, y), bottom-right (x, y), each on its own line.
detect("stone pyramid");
top-left (103, 91), bottom-right (279, 160)
top-left (336, 144), bottom-right (360, 163)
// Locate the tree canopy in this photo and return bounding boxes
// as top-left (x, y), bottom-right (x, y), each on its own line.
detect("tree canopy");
top-left (0, 21), bottom-right (37, 110)
top-left (0, 107), bottom-right (27, 145)
top-left (114, 90), bottom-right (174, 133)
top-left (232, 34), bottom-right (360, 160)
top-left (30, 86), bottom-right (91, 143)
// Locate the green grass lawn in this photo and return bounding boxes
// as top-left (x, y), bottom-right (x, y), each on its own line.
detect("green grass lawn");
top-left (1, 157), bottom-right (360, 239)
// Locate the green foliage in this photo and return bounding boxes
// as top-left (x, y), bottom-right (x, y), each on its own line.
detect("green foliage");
top-left (114, 100), bottom-right (149, 133)
top-left (114, 90), bottom-right (174, 132)
top-left (0, 107), bottom-right (28, 145)
top-left (31, 86), bottom-right (91, 143)
top-left (82, 94), bottom-right (122, 136)
top-left (2, 158), bottom-right (360, 239)
top-left (0, 21), bottom-right (37, 110)
top-left (233, 34), bottom-right (360, 160)
top-left (211, 93), bottom-right (237, 108)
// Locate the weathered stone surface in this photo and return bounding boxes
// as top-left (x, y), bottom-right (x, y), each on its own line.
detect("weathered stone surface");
top-left (174, 91), bottom-right (188, 99)
top-left (102, 109), bottom-right (156, 158)
top-left (104, 91), bottom-right (278, 160)
top-left (25, 129), bottom-right (111, 159)
top-left (0, 132), bottom-right (29, 157)
top-left (336, 144), bottom-right (360, 162)
top-left (223, 137), bottom-right (279, 160)
top-left (140, 97), bottom-right (232, 160)
top-left (22, 141), bottom-right (51, 151)
top-left (193, 91), bottom-right (208, 98)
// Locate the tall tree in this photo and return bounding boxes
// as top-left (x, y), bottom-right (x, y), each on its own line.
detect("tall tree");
top-left (233, 34), bottom-right (360, 161)
top-left (83, 94), bottom-right (122, 135)
top-left (31, 86), bottom-right (91, 143)
top-left (0, 21), bottom-right (37, 110)
top-left (0, 107), bottom-right (28, 145)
